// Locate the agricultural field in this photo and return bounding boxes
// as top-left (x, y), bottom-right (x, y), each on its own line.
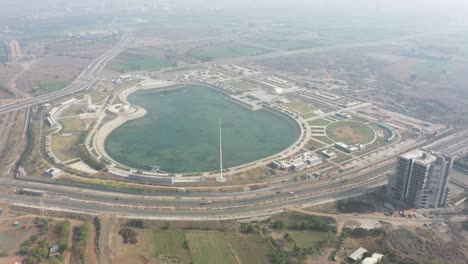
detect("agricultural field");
top-left (111, 53), bottom-right (174, 72)
top-left (225, 234), bottom-right (271, 264)
top-left (246, 37), bottom-right (323, 51)
top-left (51, 134), bottom-right (81, 161)
top-left (186, 232), bottom-right (238, 264)
top-left (282, 101), bottom-right (317, 114)
top-left (187, 42), bottom-right (270, 62)
top-left (325, 121), bottom-right (376, 145)
top-left (226, 80), bottom-right (255, 92)
top-left (151, 230), bottom-right (191, 262)
top-left (34, 80), bottom-right (69, 93)
top-left (114, 229), bottom-right (271, 264)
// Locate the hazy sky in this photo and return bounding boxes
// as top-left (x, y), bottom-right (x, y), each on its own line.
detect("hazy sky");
top-left (210, 0), bottom-right (468, 12)
top-left (2, 0), bottom-right (467, 19)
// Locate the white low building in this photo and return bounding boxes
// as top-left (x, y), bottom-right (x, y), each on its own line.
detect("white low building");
top-left (321, 150), bottom-right (337, 159)
top-left (348, 247), bottom-right (368, 262)
top-left (271, 152), bottom-right (322, 171)
top-left (334, 142), bottom-right (359, 154)
top-left (362, 253), bottom-right (384, 264)
top-left (335, 112), bottom-right (352, 119)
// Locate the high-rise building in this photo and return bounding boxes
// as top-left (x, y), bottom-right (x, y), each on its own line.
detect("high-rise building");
top-left (5, 40), bottom-right (22, 62)
top-left (386, 149), bottom-right (452, 209)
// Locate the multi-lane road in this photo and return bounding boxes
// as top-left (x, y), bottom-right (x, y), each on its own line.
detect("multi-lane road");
top-left (0, 162), bottom-right (395, 220)
top-left (0, 33), bottom-right (134, 116)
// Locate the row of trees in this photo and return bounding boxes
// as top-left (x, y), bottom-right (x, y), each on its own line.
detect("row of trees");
top-left (71, 224), bottom-right (90, 264)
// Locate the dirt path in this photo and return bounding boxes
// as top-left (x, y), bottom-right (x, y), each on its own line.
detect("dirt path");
top-left (8, 61), bottom-right (36, 99)
top-left (85, 218), bottom-right (101, 264)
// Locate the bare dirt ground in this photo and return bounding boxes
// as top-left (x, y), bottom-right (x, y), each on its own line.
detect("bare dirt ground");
top-left (15, 55), bottom-right (91, 94)
top-left (0, 206), bottom-right (43, 263)
top-left (0, 63), bottom-right (23, 100)
top-left (47, 39), bottom-right (117, 60)
top-left (0, 110), bottom-right (27, 176)
top-left (382, 223), bottom-right (468, 264)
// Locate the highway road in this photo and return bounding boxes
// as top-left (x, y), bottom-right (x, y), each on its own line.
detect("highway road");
top-left (0, 33), bottom-right (134, 116)
top-left (424, 129), bottom-right (468, 157)
top-left (0, 162), bottom-right (395, 220)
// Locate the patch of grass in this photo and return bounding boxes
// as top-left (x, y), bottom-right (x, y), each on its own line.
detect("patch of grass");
top-left (226, 80), bottom-right (254, 92)
top-left (325, 121), bottom-right (376, 145)
top-left (287, 230), bottom-right (329, 248)
top-left (90, 93), bottom-right (108, 104)
top-left (226, 234), bottom-right (271, 264)
top-left (186, 231), bottom-right (238, 264)
top-left (308, 118), bottom-right (332, 127)
top-left (301, 112), bottom-right (317, 119)
top-left (282, 101), bottom-right (317, 114)
top-left (112, 52), bottom-right (174, 72)
top-left (61, 105), bottom-right (84, 117)
top-left (51, 134), bottom-right (81, 161)
top-left (188, 42), bottom-right (270, 62)
top-left (21, 121), bottom-right (49, 174)
top-left (56, 176), bottom-right (155, 193)
top-left (34, 80), bottom-right (69, 93)
top-left (415, 60), bottom-right (454, 75)
top-left (60, 119), bottom-right (85, 133)
top-left (313, 136), bottom-right (335, 145)
top-left (304, 139), bottom-right (325, 151)
top-left (248, 37), bottom-right (321, 50)
top-left (152, 230), bottom-right (191, 262)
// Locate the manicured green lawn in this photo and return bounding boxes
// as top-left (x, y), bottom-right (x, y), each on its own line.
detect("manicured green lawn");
top-left (308, 118), bottom-right (332, 127)
top-left (325, 121), bottom-right (376, 145)
top-left (282, 101), bottom-right (317, 114)
top-left (301, 112), bottom-right (317, 119)
top-left (227, 80), bottom-right (254, 92)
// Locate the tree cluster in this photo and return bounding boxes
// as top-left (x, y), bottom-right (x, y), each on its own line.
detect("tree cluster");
top-left (119, 227), bottom-right (138, 244)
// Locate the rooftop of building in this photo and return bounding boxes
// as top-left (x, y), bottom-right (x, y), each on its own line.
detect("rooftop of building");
top-left (400, 149), bottom-right (437, 165)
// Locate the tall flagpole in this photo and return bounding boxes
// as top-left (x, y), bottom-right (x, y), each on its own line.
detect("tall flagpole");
top-left (219, 117), bottom-right (223, 179)
top-left (217, 117), bottom-right (226, 183)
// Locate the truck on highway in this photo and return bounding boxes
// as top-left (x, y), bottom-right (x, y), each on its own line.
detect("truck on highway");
top-left (16, 188), bottom-right (46, 197)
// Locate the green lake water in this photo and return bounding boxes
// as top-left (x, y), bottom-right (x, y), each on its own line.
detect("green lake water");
top-left (105, 84), bottom-right (299, 173)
